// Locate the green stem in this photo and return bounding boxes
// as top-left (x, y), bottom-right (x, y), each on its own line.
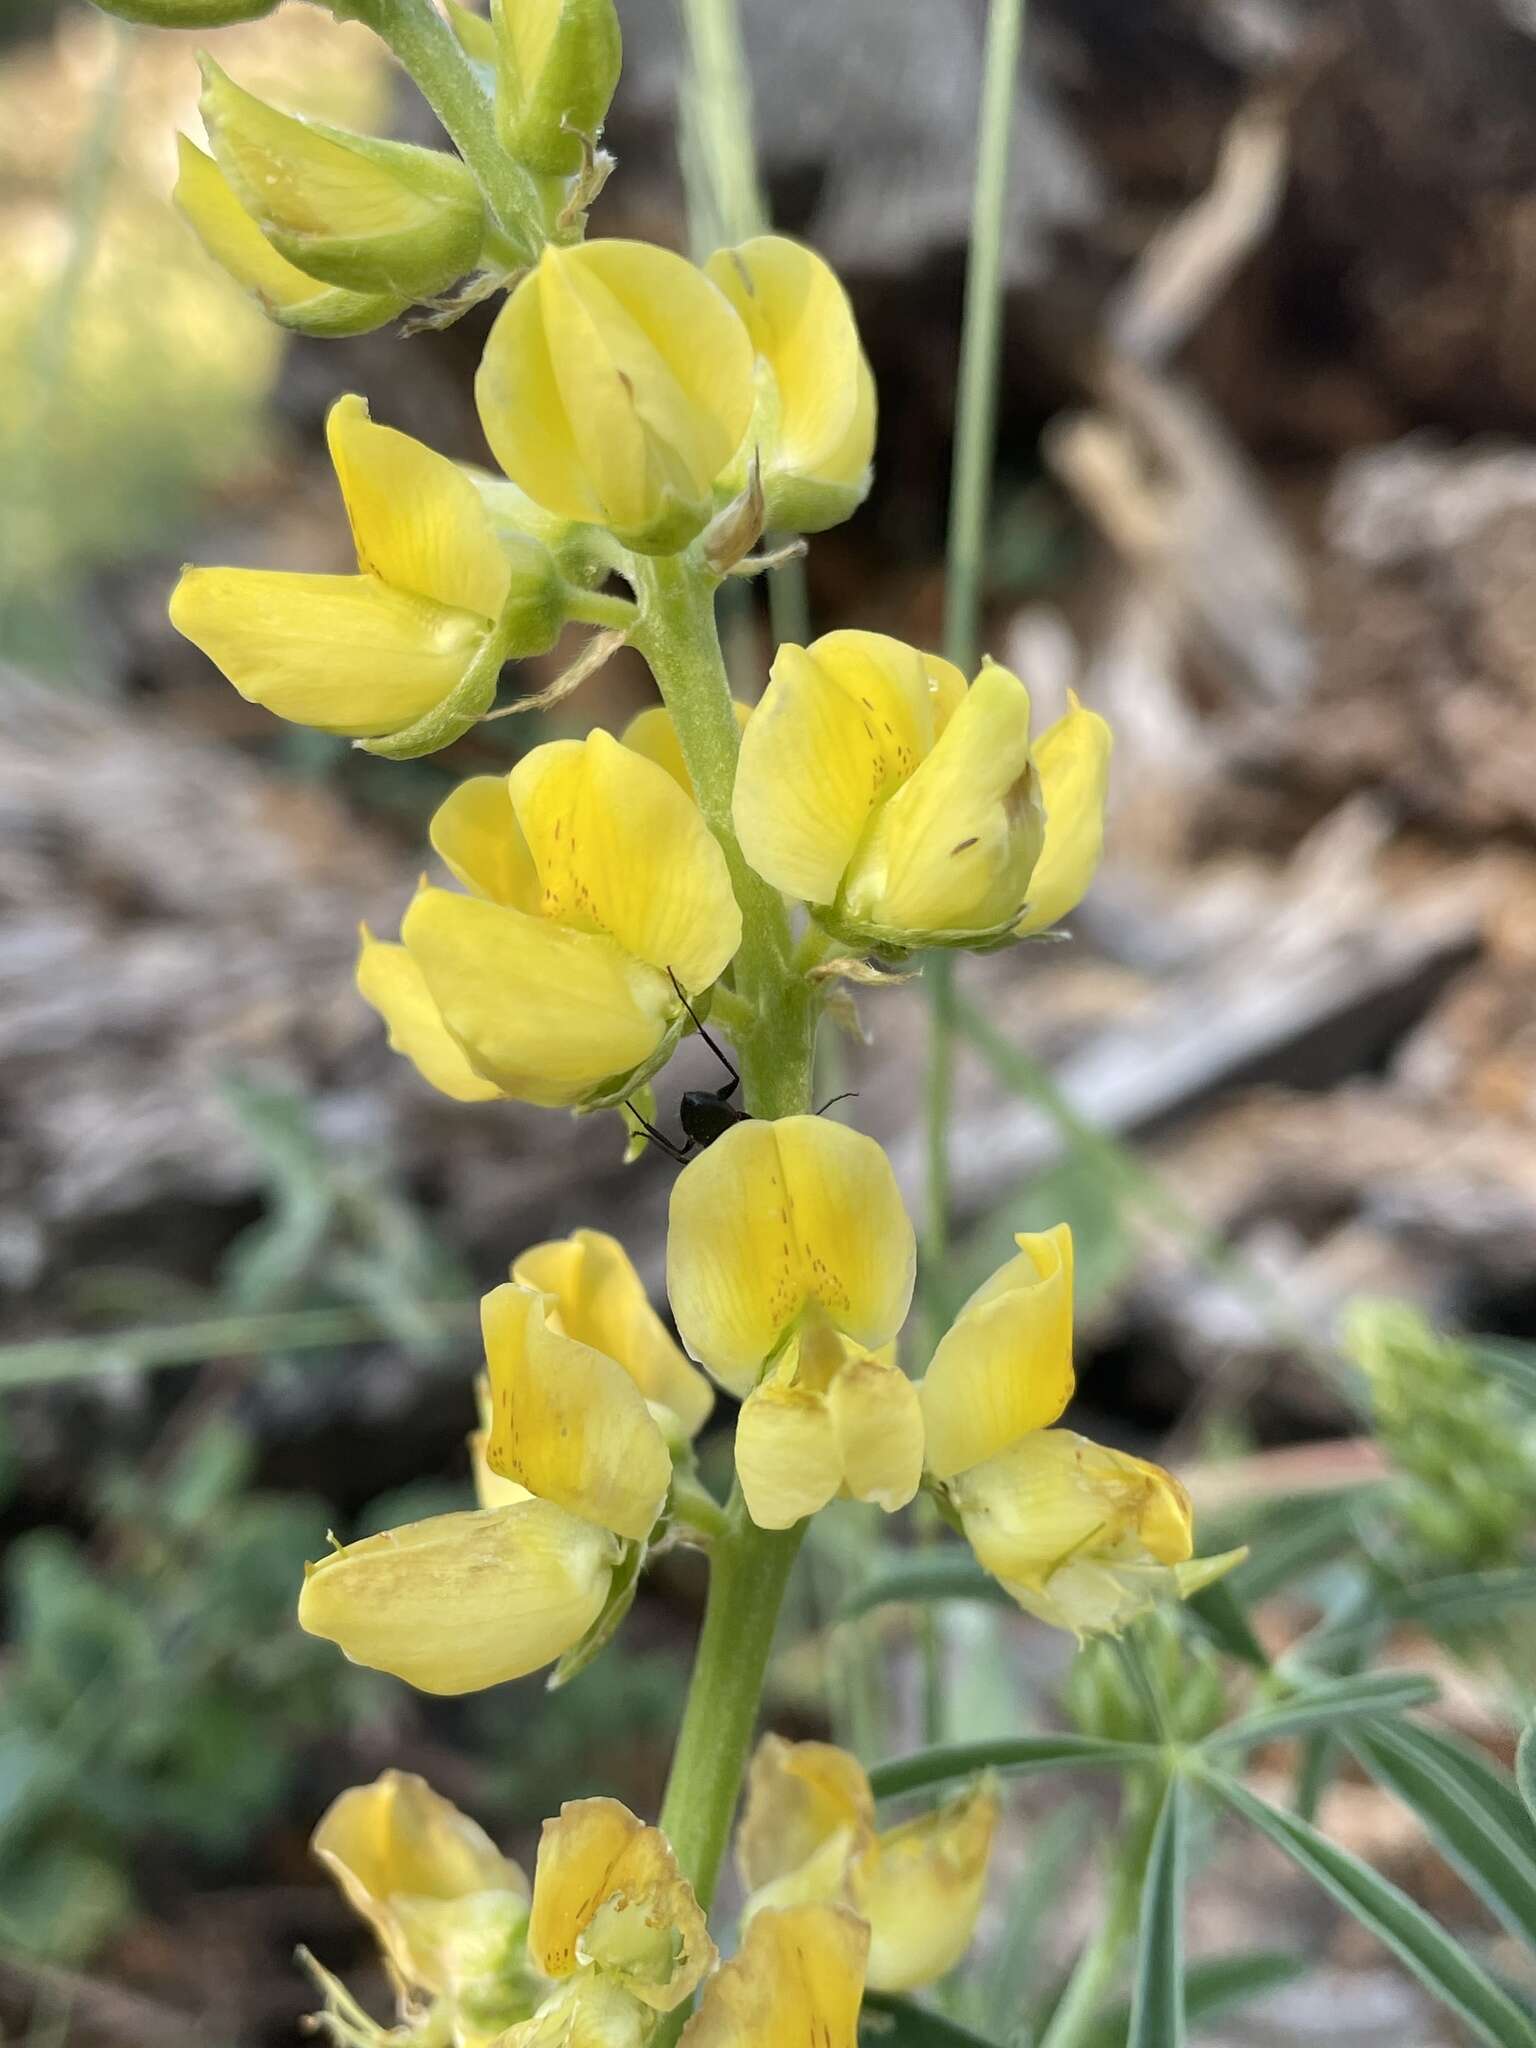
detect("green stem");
top-left (564, 587), bottom-right (638, 632)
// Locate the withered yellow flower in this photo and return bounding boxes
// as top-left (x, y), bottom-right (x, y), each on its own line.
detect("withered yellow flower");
top-left (680, 1904), bottom-right (868, 2048)
top-left (172, 395), bottom-right (558, 749)
top-left (736, 1736), bottom-right (996, 1994)
top-left (704, 236), bottom-right (876, 534)
top-left (492, 0), bottom-right (623, 176)
top-left (733, 631), bottom-right (1110, 951)
top-left (312, 1770), bottom-right (532, 2010)
top-left (198, 59), bottom-right (485, 303)
top-left (666, 1116), bottom-right (916, 1398)
top-left (360, 733), bottom-right (741, 1109)
top-left (476, 241), bottom-right (756, 554)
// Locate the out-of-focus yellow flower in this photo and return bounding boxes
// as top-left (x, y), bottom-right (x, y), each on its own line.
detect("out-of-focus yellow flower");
top-left (621, 700), bottom-right (753, 804)
top-left (951, 1429), bottom-right (1240, 1638)
top-left (512, 1229), bottom-right (714, 1437)
top-left (312, 1771), bottom-right (533, 2012)
top-left (734, 1326), bottom-right (922, 1530)
top-left (736, 1737), bottom-right (996, 1994)
top-left (919, 1225), bottom-right (1075, 1482)
top-left (733, 631), bottom-right (1111, 952)
top-left (680, 1904), bottom-right (868, 2048)
top-left (704, 236), bottom-right (875, 534)
top-left (171, 394), bottom-right (560, 752)
top-left (666, 1116), bottom-right (916, 1398)
top-left (198, 58), bottom-right (486, 303)
top-left (297, 1500), bottom-right (620, 1693)
top-left (1014, 691), bottom-right (1113, 937)
top-left (476, 241), bottom-right (756, 554)
top-left (359, 733), bottom-right (741, 1108)
top-left (492, 0), bottom-right (622, 176)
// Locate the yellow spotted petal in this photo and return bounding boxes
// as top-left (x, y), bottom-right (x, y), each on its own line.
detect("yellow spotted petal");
top-left (734, 1367), bottom-right (845, 1531)
top-left (843, 661), bottom-right (1042, 938)
top-left (509, 731), bottom-right (741, 994)
top-left (920, 1224), bottom-right (1076, 1481)
top-left (170, 568), bottom-right (485, 738)
top-left (666, 1116), bottom-right (916, 1397)
top-left (326, 394), bottom-right (510, 622)
top-left (1016, 695), bottom-right (1113, 936)
top-left (481, 1281), bottom-right (672, 1542)
top-left (401, 886), bottom-right (673, 1108)
top-left (356, 927), bottom-right (502, 1103)
top-left (680, 1904), bottom-right (868, 2048)
top-left (298, 1503), bottom-right (619, 1693)
top-left (829, 1353), bottom-right (924, 1513)
top-left (471, 1374), bottom-right (533, 1508)
top-left (732, 633), bottom-right (943, 907)
top-left (856, 1783), bottom-right (997, 1992)
top-left (429, 775), bottom-right (541, 910)
top-left (737, 1736), bottom-right (874, 1893)
top-left (529, 1799), bottom-right (714, 2011)
top-left (512, 1229), bottom-right (713, 1436)
top-left (620, 700), bottom-right (752, 802)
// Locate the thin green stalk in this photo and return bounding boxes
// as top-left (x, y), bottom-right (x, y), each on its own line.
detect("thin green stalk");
top-left (563, 588), bottom-right (638, 632)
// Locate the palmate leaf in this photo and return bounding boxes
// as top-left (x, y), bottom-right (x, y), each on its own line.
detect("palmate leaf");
top-left (1081, 1950), bottom-right (1306, 2048)
top-left (1206, 1770), bottom-right (1536, 2048)
top-left (1347, 1717), bottom-right (1536, 1951)
top-left (868, 1735), bottom-right (1157, 1801)
top-left (1201, 1670), bottom-right (1439, 1754)
top-left (1126, 1774), bottom-right (1187, 2048)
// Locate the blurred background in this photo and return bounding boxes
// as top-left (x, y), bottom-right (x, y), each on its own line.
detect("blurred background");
top-left (4, 0), bottom-right (1536, 2041)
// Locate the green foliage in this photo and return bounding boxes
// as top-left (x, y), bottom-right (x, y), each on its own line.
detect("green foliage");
top-left (1124, 1775), bottom-right (1186, 2048)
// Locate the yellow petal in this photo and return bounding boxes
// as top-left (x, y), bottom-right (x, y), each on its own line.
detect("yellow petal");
top-left (356, 927), bottom-right (502, 1103)
top-left (508, 731), bottom-right (741, 995)
top-left (471, 1375), bottom-right (533, 1508)
top-left (429, 775), bottom-right (541, 910)
top-left (298, 1503), bottom-right (619, 1693)
top-left (856, 1783), bottom-right (997, 1992)
top-left (843, 661), bottom-right (1043, 938)
top-left (326, 394), bottom-right (510, 622)
top-left (481, 1281), bottom-right (672, 1542)
top-left (620, 700), bottom-right (752, 803)
top-left (529, 1799), bottom-right (714, 2011)
top-left (401, 886), bottom-right (673, 1108)
top-left (679, 1905), bottom-right (868, 2048)
top-left (734, 1366), bottom-right (844, 1531)
top-left (732, 632), bottom-right (942, 907)
top-left (736, 1736), bottom-right (874, 1893)
top-left (920, 1224), bottom-right (1076, 1481)
top-left (312, 1769), bottom-right (528, 1994)
top-left (500, 1976), bottom-right (653, 2048)
top-left (512, 1229), bottom-right (713, 1436)
top-left (829, 1353), bottom-right (924, 1513)
top-left (170, 567), bottom-right (484, 738)
top-left (666, 1116), bottom-right (916, 1397)
top-left (1016, 695), bottom-right (1113, 936)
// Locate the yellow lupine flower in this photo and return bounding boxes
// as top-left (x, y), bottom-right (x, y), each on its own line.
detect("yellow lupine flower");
top-left (666, 1116), bottom-right (916, 1398)
top-left (951, 1429), bottom-right (1241, 1638)
top-left (297, 1500), bottom-right (620, 1693)
top-left (621, 700), bottom-right (752, 804)
top-left (470, 1374), bottom-right (532, 1508)
top-left (511, 1229), bottom-right (714, 1437)
top-left (919, 1225), bottom-right (1076, 1482)
top-left (736, 1737), bottom-right (996, 1994)
top-left (198, 58), bottom-right (486, 303)
top-left (704, 236), bottom-right (876, 534)
top-left (312, 1770), bottom-right (531, 2008)
top-left (360, 733), bottom-right (741, 1109)
top-left (171, 395), bottom-right (558, 749)
top-left (679, 1904), bottom-right (868, 2048)
top-left (734, 1326), bottom-right (923, 1530)
top-left (475, 240), bottom-right (757, 554)
top-left (1015, 691), bottom-right (1113, 937)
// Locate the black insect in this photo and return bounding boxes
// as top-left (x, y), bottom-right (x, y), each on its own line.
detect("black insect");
top-left (625, 970), bottom-right (854, 1163)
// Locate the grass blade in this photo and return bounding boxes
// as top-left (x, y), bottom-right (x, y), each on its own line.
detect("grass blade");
top-left (1126, 1775), bottom-right (1186, 2048)
top-left (1202, 1671), bottom-right (1438, 1754)
top-left (868, 1737), bottom-right (1157, 1801)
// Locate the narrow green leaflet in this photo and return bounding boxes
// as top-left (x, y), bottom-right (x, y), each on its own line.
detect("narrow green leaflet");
top-left (1202, 1670), bottom-right (1438, 1754)
top-left (842, 1550), bottom-right (1011, 1623)
top-left (860, 1991), bottom-right (1002, 2047)
top-left (1519, 1723), bottom-right (1536, 1825)
top-left (1348, 1717), bottom-right (1536, 1951)
top-left (1185, 1578), bottom-right (1269, 1669)
top-left (1307, 1568), bottom-right (1536, 1655)
top-left (1081, 1951), bottom-right (1306, 2048)
top-left (1126, 1774), bottom-right (1186, 2048)
top-left (868, 1736), bottom-right (1157, 1801)
top-left (1207, 1771), bottom-right (1536, 2048)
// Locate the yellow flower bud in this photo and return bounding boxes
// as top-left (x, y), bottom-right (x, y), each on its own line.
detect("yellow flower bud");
top-left (951, 1429), bottom-right (1241, 1638)
top-left (492, 0), bottom-right (623, 177)
top-left (733, 633), bottom-right (1057, 952)
top-left (665, 1116), bottom-right (916, 1398)
top-left (704, 237), bottom-right (876, 534)
top-left (680, 1904), bottom-right (868, 2048)
top-left (475, 241), bottom-right (757, 554)
top-left (172, 395), bottom-right (560, 753)
top-left (735, 1737), bottom-right (996, 1995)
top-left (920, 1225), bottom-right (1076, 1481)
top-left (734, 1325), bottom-right (923, 1530)
top-left (312, 1771), bottom-right (532, 2009)
top-left (199, 59), bottom-right (486, 303)
top-left (297, 1501), bottom-right (620, 1693)
top-left (359, 734), bottom-right (741, 1109)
